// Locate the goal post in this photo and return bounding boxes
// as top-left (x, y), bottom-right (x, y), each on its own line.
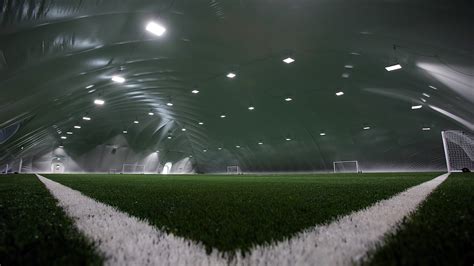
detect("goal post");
top-left (441, 130), bottom-right (474, 172)
top-left (227, 165), bottom-right (242, 175)
top-left (122, 164), bottom-right (146, 174)
top-left (333, 160), bottom-right (359, 173)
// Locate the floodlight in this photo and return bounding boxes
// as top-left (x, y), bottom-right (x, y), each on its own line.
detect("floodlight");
top-left (283, 57), bottom-right (295, 64)
top-left (61, 136), bottom-right (67, 139)
top-left (236, 145), bottom-right (241, 148)
top-left (258, 142), bottom-right (263, 145)
top-left (86, 85), bottom-right (94, 89)
top-left (182, 128), bottom-right (186, 131)
top-left (226, 72), bottom-right (236, 78)
top-left (385, 64), bottom-right (402, 71)
top-left (82, 116), bottom-right (91, 121)
top-left (166, 102), bottom-right (173, 106)
top-left (145, 21), bottom-right (166, 36)
top-left (198, 122), bottom-right (204, 125)
top-left (429, 85), bottom-right (438, 90)
top-left (123, 130), bottom-right (128, 134)
top-left (220, 114), bottom-right (226, 118)
top-left (133, 120), bottom-right (139, 124)
top-left (248, 106), bottom-right (255, 110)
top-left (148, 112), bottom-right (154, 116)
top-left (411, 105), bottom-right (422, 110)
top-left (320, 132), bottom-right (326, 136)
top-left (74, 125), bottom-right (81, 129)
top-left (363, 126), bottom-right (371, 130)
top-left (111, 76), bottom-right (125, 83)
top-left (422, 127), bottom-right (431, 131)
top-left (285, 97), bottom-right (292, 102)
top-left (192, 90), bottom-right (199, 94)
top-left (336, 91), bottom-right (344, 96)
top-left (94, 99), bottom-right (105, 105)
top-left (422, 93), bottom-right (430, 98)
top-left (66, 132), bottom-right (73, 135)
top-left (285, 138), bottom-right (291, 141)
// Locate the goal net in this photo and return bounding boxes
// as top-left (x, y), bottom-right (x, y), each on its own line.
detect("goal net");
top-left (333, 160), bottom-right (359, 173)
top-left (227, 165), bottom-right (242, 175)
top-left (441, 130), bottom-right (474, 172)
top-left (122, 164), bottom-right (145, 174)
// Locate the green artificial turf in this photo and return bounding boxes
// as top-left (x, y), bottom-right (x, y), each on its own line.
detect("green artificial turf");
top-left (0, 174), bottom-right (103, 266)
top-left (366, 173), bottom-right (474, 266)
top-left (47, 172), bottom-right (439, 254)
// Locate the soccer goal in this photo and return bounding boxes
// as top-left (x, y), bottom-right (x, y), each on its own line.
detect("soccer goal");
top-left (122, 164), bottom-right (146, 174)
top-left (227, 165), bottom-right (242, 175)
top-left (441, 130), bottom-right (474, 172)
top-left (333, 160), bottom-right (359, 173)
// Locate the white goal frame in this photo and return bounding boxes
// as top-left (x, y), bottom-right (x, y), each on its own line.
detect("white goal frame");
top-left (122, 164), bottom-right (146, 174)
top-left (333, 160), bottom-right (360, 173)
top-left (441, 130), bottom-right (474, 172)
top-left (226, 165), bottom-right (242, 175)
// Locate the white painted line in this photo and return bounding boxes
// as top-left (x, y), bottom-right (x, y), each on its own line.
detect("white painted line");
top-left (36, 173), bottom-right (448, 266)
top-left (35, 174), bottom-right (225, 266)
top-left (233, 173), bottom-right (449, 266)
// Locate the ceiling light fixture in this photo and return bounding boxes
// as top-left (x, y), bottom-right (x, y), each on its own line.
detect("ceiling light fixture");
top-left (422, 127), bottom-right (431, 131)
top-left (133, 120), bottom-right (139, 124)
top-left (148, 112), bottom-right (154, 116)
top-left (429, 85), bottom-right (438, 90)
top-left (123, 130), bottom-right (128, 134)
top-left (218, 147), bottom-right (222, 150)
top-left (74, 125), bottom-right (81, 129)
top-left (61, 136), bottom-right (67, 139)
top-left (363, 126), bottom-right (371, 130)
top-left (198, 122), bottom-right (204, 125)
top-left (258, 142), bottom-right (263, 145)
top-left (145, 21), bottom-right (166, 36)
top-left (166, 102), bottom-right (173, 106)
top-left (285, 97), bottom-right (293, 102)
top-left (203, 149), bottom-right (207, 152)
top-left (344, 65), bottom-right (354, 69)
top-left (236, 145), bottom-right (241, 148)
top-left (220, 114), bottom-right (226, 118)
top-left (66, 132), bottom-right (73, 135)
top-left (111, 76), bottom-right (125, 83)
top-left (86, 85), bottom-right (94, 89)
top-left (82, 116), bottom-right (91, 121)
top-left (94, 99), bottom-right (105, 105)
top-left (226, 72), bottom-right (236, 79)
top-left (422, 93), bottom-right (430, 98)
top-left (411, 105), bottom-right (422, 110)
top-left (285, 138), bottom-right (291, 141)
top-left (336, 91), bottom-right (344, 96)
top-left (283, 57), bottom-right (295, 64)
top-left (320, 132), bottom-right (326, 136)
top-left (182, 128), bottom-right (186, 132)
top-left (248, 106), bottom-right (255, 110)
top-left (192, 89), bottom-right (199, 94)
top-left (59, 145), bottom-right (64, 148)
top-left (385, 64), bottom-right (402, 71)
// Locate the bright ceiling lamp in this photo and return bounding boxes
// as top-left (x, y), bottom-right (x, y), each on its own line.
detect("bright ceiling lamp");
top-left (145, 21), bottom-right (166, 36)
top-left (236, 145), bottom-right (241, 148)
top-left (192, 89), bottom-right (200, 94)
top-left (74, 125), bottom-right (81, 129)
top-left (111, 76), bottom-right (125, 83)
top-left (320, 132), bottom-right (326, 136)
top-left (218, 147), bottom-right (222, 150)
top-left (198, 122), bottom-right (204, 125)
top-left (411, 105), bottom-right (422, 110)
top-left (429, 85), bottom-right (438, 90)
top-left (248, 106), bottom-right (255, 110)
top-left (285, 138), bottom-right (291, 141)
top-left (385, 64), bottom-right (402, 71)
top-left (66, 131), bottom-right (73, 135)
top-left (148, 112), bottom-right (154, 116)
top-left (88, 89), bottom-right (96, 94)
top-left (203, 149), bottom-right (207, 152)
top-left (422, 127), bottom-right (431, 131)
top-left (226, 72), bottom-right (236, 79)
top-left (82, 116), bottom-right (91, 121)
top-left (94, 99), bottom-right (105, 105)
top-left (167, 135), bottom-right (172, 139)
top-left (61, 136), bottom-right (67, 139)
top-left (258, 142), bottom-right (263, 145)
top-left (363, 126), bottom-right (371, 130)
top-left (422, 93), bottom-right (430, 98)
top-left (220, 114), bottom-right (226, 118)
top-left (285, 97), bottom-right (293, 102)
top-left (123, 130), bottom-right (128, 134)
top-left (344, 65), bottom-right (354, 69)
top-left (336, 91), bottom-right (344, 96)
top-left (86, 85), bottom-right (94, 89)
top-left (181, 128), bottom-right (186, 132)
top-left (133, 120), bottom-right (139, 124)
top-left (166, 102), bottom-right (173, 106)
top-left (283, 57), bottom-right (295, 64)
top-left (59, 145), bottom-right (64, 148)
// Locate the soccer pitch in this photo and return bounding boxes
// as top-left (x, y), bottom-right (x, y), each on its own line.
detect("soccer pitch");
top-left (2, 172), bottom-right (473, 265)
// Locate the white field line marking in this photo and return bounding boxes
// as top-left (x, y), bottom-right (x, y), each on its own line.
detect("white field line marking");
top-left (36, 173), bottom-right (448, 266)
top-left (36, 174), bottom-right (225, 266)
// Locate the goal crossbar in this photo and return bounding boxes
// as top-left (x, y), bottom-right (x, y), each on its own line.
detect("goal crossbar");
top-left (333, 160), bottom-right (359, 173)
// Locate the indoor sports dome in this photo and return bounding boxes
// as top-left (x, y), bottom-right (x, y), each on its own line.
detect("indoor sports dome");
top-left (1, 1), bottom-right (473, 266)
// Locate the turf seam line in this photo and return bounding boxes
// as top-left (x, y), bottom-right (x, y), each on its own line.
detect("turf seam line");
top-left (36, 173), bottom-right (448, 266)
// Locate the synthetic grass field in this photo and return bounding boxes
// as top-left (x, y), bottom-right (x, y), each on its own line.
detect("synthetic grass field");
top-left (367, 172), bottom-right (474, 265)
top-left (46, 173), bottom-right (437, 254)
top-left (0, 175), bottom-right (102, 265)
